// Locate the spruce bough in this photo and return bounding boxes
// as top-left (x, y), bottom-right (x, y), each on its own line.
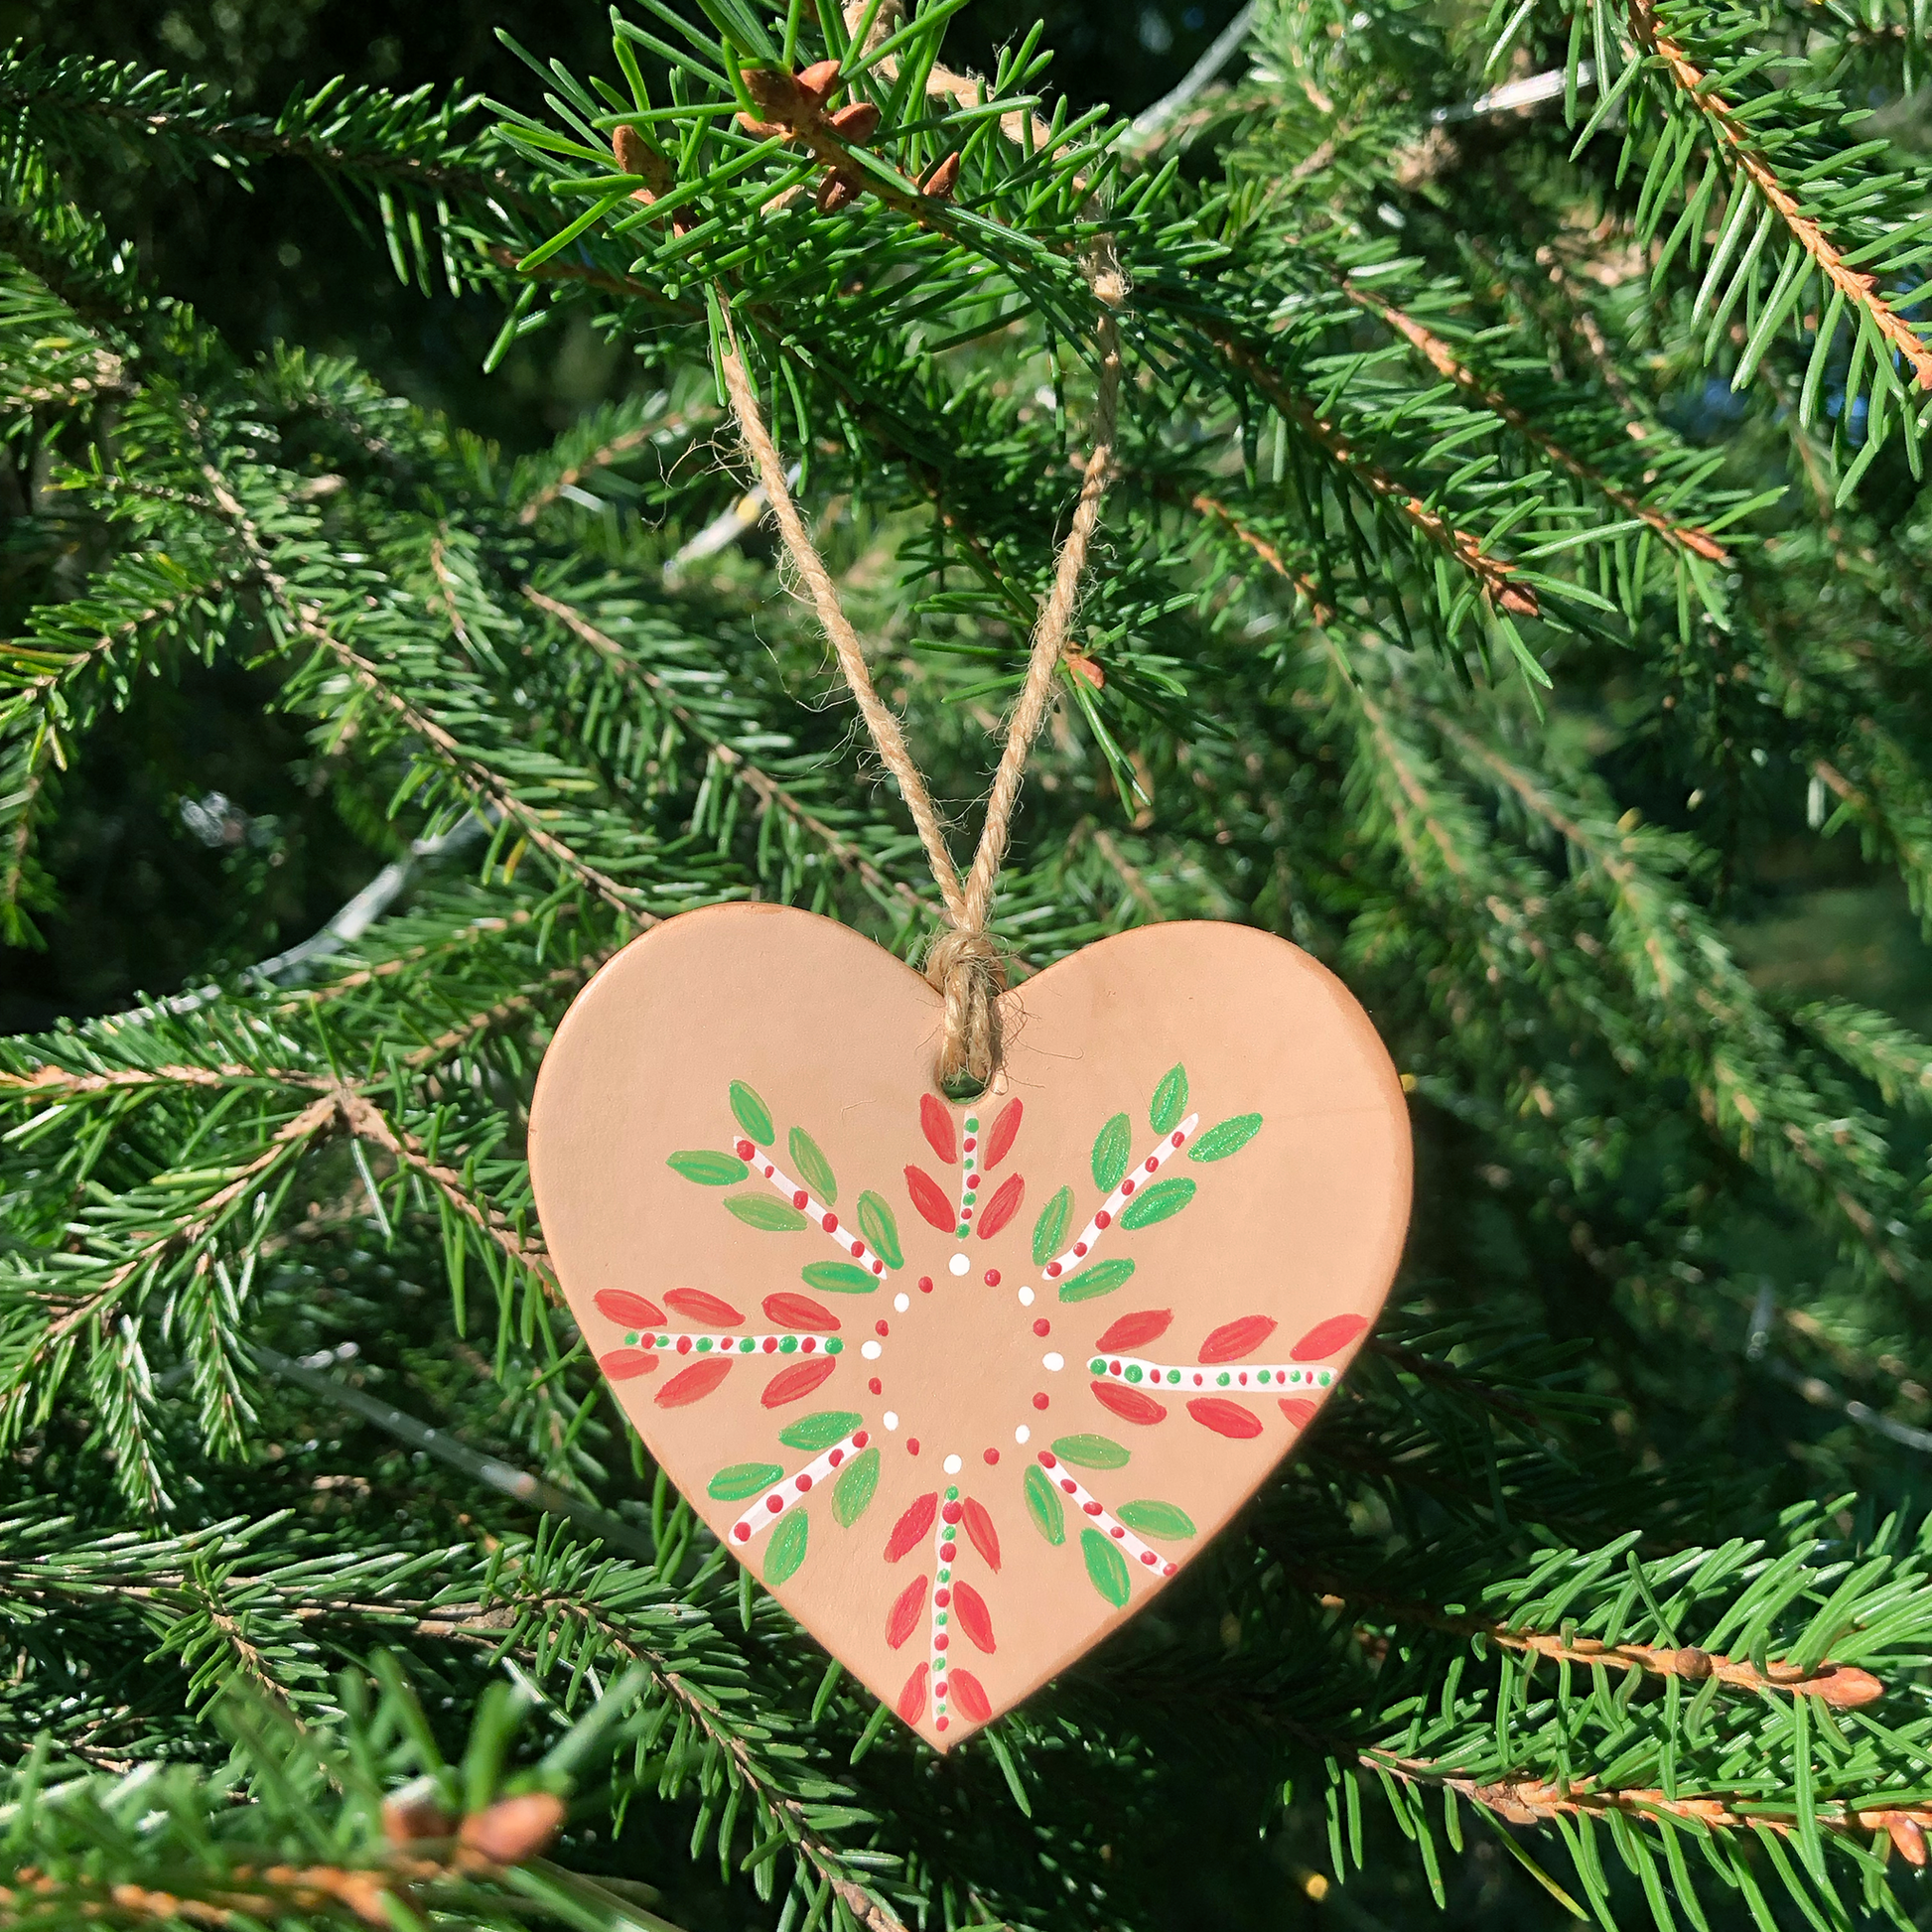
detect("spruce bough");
top-left (4, 0), bottom-right (1932, 1925)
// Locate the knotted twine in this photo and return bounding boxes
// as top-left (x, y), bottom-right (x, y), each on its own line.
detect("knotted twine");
top-left (717, 260), bottom-right (1125, 1098)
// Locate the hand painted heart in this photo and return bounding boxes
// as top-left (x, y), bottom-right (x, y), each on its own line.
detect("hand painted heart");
top-left (529, 905), bottom-right (1410, 1748)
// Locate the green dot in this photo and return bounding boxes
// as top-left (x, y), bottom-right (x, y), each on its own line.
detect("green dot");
top-left (934, 1656), bottom-right (947, 1671)
top-left (696, 1337), bottom-right (712, 1353)
top-left (1126, 1365), bottom-right (1143, 1384)
top-left (739, 1337), bottom-right (756, 1352)
top-left (963, 1190), bottom-right (976, 1203)
top-left (1319, 1370), bottom-right (1331, 1386)
top-left (946, 1485), bottom-right (959, 1500)
top-left (1217, 1371), bottom-right (1230, 1387)
top-left (1168, 1369), bottom-right (1180, 1384)
top-left (624, 1331), bottom-right (637, 1345)
top-left (965, 1117), bottom-right (979, 1132)
top-left (1089, 1358), bottom-right (1106, 1374)
top-left (780, 1335), bottom-right (798, 1353)
top-left (826, 1338), bottom-right (843, 1354)
top-left (1257, 1369), bottom-right (1271, 1384)
top-left (956, 1224), bottom-right (969, 1237)
top-left (936, 1611), bottom-right (948, 1625)
top-left (656, 1334), bottom-right (669, 1347)
top-left (938, 1569), bottom-right (950, 1583)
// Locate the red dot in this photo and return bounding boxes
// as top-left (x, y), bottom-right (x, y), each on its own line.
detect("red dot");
top-left (735, 1139), bottom-right (754, 1159)
top-left (766, 1495), bottom-right (783, 1512)
top-left (762, 1337), bottom-right (777, 1352)
top-left (934, 1633), bottom-right (948, 1651)
top-left (1193, 1372), bottom-right (1203, 1385)
top-left (1172, 1131), bottom-right (1184, 1147)
top-left (869, 1377), bottom-right (883, 1395)
top-left (1060, 1480), bottom-right (1076, 1495)
top-left (876, 1319), bottom-right (890, 1336)
top-left (641, 1334), bottom-right (657, 1349)
top-left (935, 1587), bottom-right (951, 1607)
top-left (965, 1173), bottom-right (979, 1189)
top-left (1095, 1210), bottom-right (1111, 1228)
top-left (873, 1261), bottom-right (885, 1275)
top-left (1109, 1360), bottom-right (1122, 1375)
top-left (1045, 1262), bottom-right (1061, 1277)
top-left (801, 1336), bottom-right (816, 1352)
top-left (792, 1190), bottom-right (807, 1208)
top-left (1121, 1178), bottom-right (1136, 1195)
top-left (983, 1448), bottom-right (1000, 1464)
top-left (1033, 1318), bottom-right (1050, 1336)
top-left (733, 1524), bottom-right (750, 1542)
top-left (1145, 1156), bottom-right (1158, 1173)
top-left (822, 1212), bottom-right (838, 1233)
top-left (1083, 1501), bottom-right (1101, 1516)
top-left (984, 1269), bottom-right (1001, 1287)
top-left (829, 1449), bottom-right (844, 1466)
top-left (907, 1439), bottom-right (920, 1454)
top-left (963, 1137), bottom-right (976, 1152)
top-left (1141, 1550), bottom-right (1157, 1565)
top-left (1165, 1562), bottom-right (1177, 1576)
top-left (1033, 1392), bottom-right (1049, 1410)
top-left (797, 1473), bottom-right (813, 1491)
top-left (935, 1717), bottom-right (948, 1731)
top-left (853, 1431), bottom-right (870, 1448)
top-left (918, 1276), bottom-right (934, 1294)
top-left (852, 1238), bottom-right (866, 1258)
top-left (961, 1206), bottom-right (973, 1220)
top-left (677, 1335), bottom-right (693, 1354)
top-left (1073, 1241), bottom-right (1088, 1257)
top-left (1110, 1525), bottom-right (1125, 1539)
top-left (939, 1542), bottom-right (956, 1561)
top-left (942, 1501), bottom-right (962, 1523)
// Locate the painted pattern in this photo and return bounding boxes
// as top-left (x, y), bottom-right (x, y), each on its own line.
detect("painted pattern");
top-left (605, 1064), bottom-right (1366, 1739)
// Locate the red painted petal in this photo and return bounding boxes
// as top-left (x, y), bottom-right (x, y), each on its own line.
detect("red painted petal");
top-left (897, 1661), bottom-right (929, 1724)
top-left (951, 1581), bottom-right (996, 1654)
top-left (1090, 1380), bottom-right (1168, 1426)
top-left (761, 1356), bottom-right (839, 1407)
top-left (947, 1667), bottom-right (992, 1724)
top-left (920, 1093), bottom-right (956, 1165)
top-left (1280, 1398), bottom-right (1318, 1428)
top-left (663, 1287), bottom-right (745, 1327)
top-left (761, 1292), bottom-right (839, 1332)
top-left (977, 1172), bottom-right (1025, 1239)
top-left (594, 1289), bottom-right (665, 1328)
top-left (983, 1098), bottom-right (1023, 1172)
top-left (598, 1347), bottom-right (658, 1380)
top-left (1292, 1312), bottom-right (1368, 1361)
top-left (887, 1574), bottom-right (927, 1649)
top-left (1094, 1309), bottom-right (1173, 1354)
top-left (1187, 1395), bottom-right (1263, 1439)
top-left (1198, 1314), bottom-right (1278, 1364)
top-left (885, 1491), bottom-right (938, 1562)
top-left (655, 1358), bottom-right (732, 1407)
top-left (905, 1165), bottom-right (956, 1233)
top-left (961, 1497), bottom-right (1001, 1574)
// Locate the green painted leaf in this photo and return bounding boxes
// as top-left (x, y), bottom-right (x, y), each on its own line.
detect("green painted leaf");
top-left (1057, 1257), bottom-right (1136, 1303)
top-left (1119, 1177), bottom-right (1195, 1231)
top-left (709, 1461), bottom-right (784, 1501)
top-left (1024, 1464), bottom-right (1065, 1545)
top-left (1082, 1527), bottom-right (1132, 1607)
top-left (857, 1190), bottom-right (902, 1269)
top-left (801, 1260), bottom-right (876, 1294)
top-left (1050, 1434), bottom-right (1130, 1469)
top-left (1116, 1498), bottom-right (1196, 1540)
top-left (1188, 1114), bottom-right (1262, 1163)
top-left (765, 1508), bottom-right (808, 1584)
top-left (727, 1194), bottom-right (807, 1232)
top-left (1091, 1113), bottom-right (1131, 1192)
top-left (731, 1080), bottom-right (773, 1146)
top-left (789, 1126), bottom-right (837, 1204)
top-left (1032, 1184), bottom-right (1073, 1266)
top-left (833, 1445), bottom-right (881, 1526)
top-left (668, 1150), bottom-right (749, 1185)
top-left (779, 1410), bottom-right (863, 1451)
top-left (1150, 1064), bottom-right (1188, 1135)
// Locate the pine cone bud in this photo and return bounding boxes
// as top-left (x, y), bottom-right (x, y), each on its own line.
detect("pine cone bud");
top-left (612, 125), bottom-right (672, 195)
top-left (816, 173), bottom-right (862, 214)
top-left (458, 1792), bottom-right (567, 1865)
top-left (919, 152), bottom-right (960, 201)
top-left (743, 66), bottom-right (810, 125)
top-left (1497, 583), bottom-right (1540, 618)
top-left (1672, 1646), bottom-right (1713, 1681)
top-left (382, 1779), bottom-right (454, 1845)
top-left (828, 101), bottom-right (882, 145)
top-left (796, 60), bottom-right (842, 106)
top-left (1889, 1816), bottom-right (1928, 1866)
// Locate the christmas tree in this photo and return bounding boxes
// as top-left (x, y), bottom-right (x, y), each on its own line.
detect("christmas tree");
top-left (6, 0), bottom-right (1932, 1925)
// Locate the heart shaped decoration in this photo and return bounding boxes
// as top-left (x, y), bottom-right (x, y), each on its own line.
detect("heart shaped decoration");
top-left (529, 905), bottom-right (1410, 1747)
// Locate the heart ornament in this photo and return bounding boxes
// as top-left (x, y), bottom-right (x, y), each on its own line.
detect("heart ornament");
top-left (529, 904), bottom-right (1410, 1746)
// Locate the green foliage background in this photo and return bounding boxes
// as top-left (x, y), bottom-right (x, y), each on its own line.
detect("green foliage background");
top-left (8, 0), bottom-right (1932, 1929)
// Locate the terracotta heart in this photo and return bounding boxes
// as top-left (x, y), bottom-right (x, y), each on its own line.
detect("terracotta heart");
top-left (529, 905), bottom-right (1410, 1747)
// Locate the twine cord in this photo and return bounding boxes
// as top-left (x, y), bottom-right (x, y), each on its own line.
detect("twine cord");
top-left (717, 261), bottom-right (1125, 1094)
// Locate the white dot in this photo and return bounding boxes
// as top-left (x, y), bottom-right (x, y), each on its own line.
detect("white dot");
top-left (1015, 1425), bottom-right (1031, 1445)
top-left (862, 1339), bottom-right (883, 1360)
top-left (1042, 1351), bottom-right (1064, 1372)
top-left (948, 1252), bottom-right (970, 1277)
top-left (1018, 1286), bottom-right (1035, 1307)
top-left (894, 1293), bottom-right (910, 1312)
top-left (943, 1453), bottom-right (963, 1474)
top-left (884, 1411), bottom-right (899, 1431)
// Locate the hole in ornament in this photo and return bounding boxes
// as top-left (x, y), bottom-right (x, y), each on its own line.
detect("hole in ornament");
top-left (938, 1067), bottom-right (989, 1102)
